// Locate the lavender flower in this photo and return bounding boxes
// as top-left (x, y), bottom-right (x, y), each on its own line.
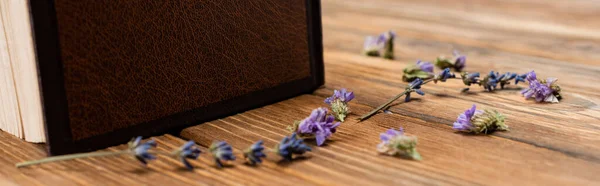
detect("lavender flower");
top-left (325, 88), bottom-right (355, 122)
top-left (127, 136), bottom-right (157, 166)
top-left (289, 107), bottom-right (340, 146)
top-left (453, 50), bottom-right (467, 71)
top-left (515, 73), bottom-right (527, 85)
top-left (243, 140), bottom-right (266, 165)
top-left (435, 50), bottom-right (467, 71)
top-left (460, 72), bottom-right (480, 86)
top-left (172, 141), bottom-right (202, 170)
top-left (275, 133), bottom-right (312, 161)
top-left (481, 71), bottom-right (500, 91)
top-left (363, 35), bottom-right (385, 57)
top-left (402, 60), bottom-right (434, 82)
top-left (453, 105), bottom-right (508, 134)
top-left (382, 31), bottom-right (396, 59)
top-left (521, 71), bottom-right (561, 103)
top-left (209, 141), bottom-right (236, 168)
top-left (405, 78), bottom-right (425, 102)
top-left (433, 68), bottom-right (456, 83)
top-left (377, 128), bottom-right (421, 160)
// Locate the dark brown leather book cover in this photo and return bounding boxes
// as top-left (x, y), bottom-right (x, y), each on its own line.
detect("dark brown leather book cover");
top-left (29, 0), bottom-right (323, 155)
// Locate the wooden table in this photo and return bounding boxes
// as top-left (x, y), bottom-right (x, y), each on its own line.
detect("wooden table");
top-left (2, 0), bottom-right (600, 185)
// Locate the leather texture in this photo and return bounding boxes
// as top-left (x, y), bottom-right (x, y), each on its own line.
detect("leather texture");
top-left (53, 0), bottom-right (311, 140)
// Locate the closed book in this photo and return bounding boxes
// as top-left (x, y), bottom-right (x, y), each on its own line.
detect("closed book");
top-left (0, 0), bottom-right (323, 155)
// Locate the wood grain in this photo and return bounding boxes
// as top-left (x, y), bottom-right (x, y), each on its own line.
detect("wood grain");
top-left (2, 0), bottom-right (600, 185)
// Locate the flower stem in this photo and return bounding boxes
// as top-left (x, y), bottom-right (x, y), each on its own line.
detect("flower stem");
top-left (16, 151), bottom-right (131, 168)
top-left (358, 90), bottom-right (408, 121)
top-left (358, 79), bottom-right (434, 121)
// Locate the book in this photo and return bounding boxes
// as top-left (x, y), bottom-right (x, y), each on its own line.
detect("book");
top-left (0, 0), bottom-right (323, 155)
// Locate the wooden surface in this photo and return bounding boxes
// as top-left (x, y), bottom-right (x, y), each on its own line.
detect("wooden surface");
top-left (2, 0), bottom-right (600, 185)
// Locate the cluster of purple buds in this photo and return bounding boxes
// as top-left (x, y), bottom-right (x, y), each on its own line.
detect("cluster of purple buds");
top-left (324, 88), bottom-right (355, 122)
top-left (128, 136), bottom-right (157, 166)
top-left (435, 50), bottom-right (467, 72)
top-left (363, 31), bottom-right (395, 59)
top-left (405, 78), bottom-right (425, 102)
top-left (275, 133), bottom-right (312, 161)
top-left (458, 71), bottom-right (527, 92)
top-left (243, 140), bottom-right (266, 165)
top-left (289, 107), bottom-right (340, 146)
top-left (209, 141), bottom-right (236, 168)
top-left (433, 68), bottom-right (456, 83)
top-left (520, 71), bottom-right (561, 103)
top-left (172, 141), bottom-right (202, 170)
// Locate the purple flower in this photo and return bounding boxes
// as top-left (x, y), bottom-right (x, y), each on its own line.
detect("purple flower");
top-left (377, 128), bottom-right (421, 160)
top-left (460, 72), bottom-right (480, 86)
top-left (324, 88), bottom-right (355, 105)
top-left (275, 133), bottom-right (312, 161)
top-left (433, 68), bottom-right (455, 83)
top-left (209, 141), bottom-right (236, 168)
top-left (416, 60), bottom-right (434, 73)
top-left (296, 107), bottom-right (341, 146)
top-left (453, 50), bottom-right (467, 71)
top-left (521, 71), bottom-right (560, 103)
top-left (453, 105), bottom-right (508, 134)
top-left (174, 141), bottom-right (202, 170)
top-left (515, 73), bottom-right (527, 85)
top-left (452, 105), bottom-right (479, 131)
top-left (405, 78), bottom-right (425, 102)
top-left (128, 136), bottom-right (157, 166)
top-left (482, 71), bottom-right (500, 91)
top-left (244, 140), bottom-right (266, 165)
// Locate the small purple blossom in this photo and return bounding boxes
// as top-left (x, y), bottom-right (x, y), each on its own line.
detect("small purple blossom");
top-left (521, 71), bottom-right (560, 103)
top-left (416, 60), bottom-right (434, 73)
top-left (244, 140), bottom-right (266, 165)
top-left (325, 88), bottom-right (355, 105)
top-left (405, 78), bottom-right (425, 102)
top-left (482, 71), bottom-right (500, 91)
top-left (174, 141), bottom-right (202, 170)
top-left (515, 73), bottom-right (527, 85)
top-left (296, 107), bottom-right (341, 146)
top-left (209, 141), bottom-right (236, 168)
top-left (433, 68), bottom-right (455, 83)
top-left (453, 50), bottom-right (467, 71)
top-left (377, 128), bottom-right (421, 160)
top-left (275, 133), bottom-right (312, 161)
top-left (453, 104), bottom-right (508, 134)
top-left (452, 105), bottom-right (479, 131)
top-left (128, 136), bottom-right (157, 166)
top-left (461, 72), bottom-right (480, 86)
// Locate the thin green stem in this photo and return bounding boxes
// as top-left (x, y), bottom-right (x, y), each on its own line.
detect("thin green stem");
top-left (16, 150), bottom-right (131, 168)
top-left (357, 79), bottom-right (435, 121)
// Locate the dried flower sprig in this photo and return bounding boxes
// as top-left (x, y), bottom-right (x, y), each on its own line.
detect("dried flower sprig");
top-left (363, 31), bottom-right (395, 59)
top-left (243, 140), bottom-right (266, 165)
top-left (325, 88), bottom-right (355, 122)
top-left (377, 128), bottom-right (421, 160)
top-left (209, 141), bottom-right (236, 168)
top-left (288, 107), bottom-right (340, 146)
top-left (274, 133), bottom-right (312, 161)
top-left (16, 136), bottom-right (157, 168)
top-left (521, 71), bottom-right (562, 103)
top-left (453, 104), bottom-right (508, 134)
